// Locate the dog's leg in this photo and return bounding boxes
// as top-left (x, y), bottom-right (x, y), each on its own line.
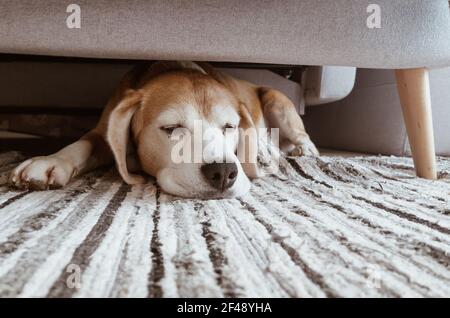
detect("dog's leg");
top-left (259, 87), bottom-right (319, 156)
top-left (10, 130), bottom-right (113, 190)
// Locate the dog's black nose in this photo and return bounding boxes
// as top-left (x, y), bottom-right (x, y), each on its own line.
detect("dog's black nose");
top-left (201, 162), bottom-right (238, 191)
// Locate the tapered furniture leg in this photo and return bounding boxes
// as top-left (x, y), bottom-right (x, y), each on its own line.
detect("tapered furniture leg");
top-left (395, 68), bottom-right (437, 180)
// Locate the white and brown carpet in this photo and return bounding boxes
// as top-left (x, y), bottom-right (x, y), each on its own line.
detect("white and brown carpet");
top-left (0, 151), bottom-right (449, 298)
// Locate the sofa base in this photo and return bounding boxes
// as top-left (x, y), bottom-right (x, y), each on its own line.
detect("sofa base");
top-left (395, 68), bottom-right (437, 180)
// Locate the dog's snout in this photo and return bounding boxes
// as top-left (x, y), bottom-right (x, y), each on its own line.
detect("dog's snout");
top-left (201, 162), bottom-right (238, 191)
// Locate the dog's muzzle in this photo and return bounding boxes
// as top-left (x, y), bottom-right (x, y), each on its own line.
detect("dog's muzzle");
top-left (201, 162), bottom-right (238, 192)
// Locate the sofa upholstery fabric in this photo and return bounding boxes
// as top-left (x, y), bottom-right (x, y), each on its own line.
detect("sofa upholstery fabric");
top-left (1, 0), bottom-right (450, 68)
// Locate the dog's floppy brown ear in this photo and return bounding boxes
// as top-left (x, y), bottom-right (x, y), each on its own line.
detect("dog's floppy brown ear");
top-left (237, 103), bottom-right (260, 179)
top-left (106, 89), bottom-right (145, 185)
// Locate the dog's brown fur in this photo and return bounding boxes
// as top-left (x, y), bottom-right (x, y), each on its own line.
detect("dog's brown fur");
top-left (10, 61), bottom-right (318, 197)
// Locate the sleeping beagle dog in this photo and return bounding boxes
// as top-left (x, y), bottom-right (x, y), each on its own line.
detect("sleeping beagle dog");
top-left (9, 61), bottom-right (318, 198)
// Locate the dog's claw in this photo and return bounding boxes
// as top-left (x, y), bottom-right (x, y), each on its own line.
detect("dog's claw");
top-left (289, 140), bottom-right (319, 157)
top-left (9, 156), bottom-right (75, 191)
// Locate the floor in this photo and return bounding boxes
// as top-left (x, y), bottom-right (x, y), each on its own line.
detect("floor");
top-left (0, 151), bottom-right (449, 297)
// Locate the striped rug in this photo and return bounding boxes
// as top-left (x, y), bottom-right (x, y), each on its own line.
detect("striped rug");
top-left (0, 151), bottom-right (449, 298)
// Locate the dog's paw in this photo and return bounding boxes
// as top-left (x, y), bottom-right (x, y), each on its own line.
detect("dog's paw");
top-left (9, 156), bottom-right (76, 190)
top-left (288, 140), bottom-right (319, 157)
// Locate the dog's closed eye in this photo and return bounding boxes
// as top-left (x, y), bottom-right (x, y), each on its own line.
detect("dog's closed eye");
top-left (160, 124), bottom-right (183, 136)
top-left (222, 123), bottom-right (236, 134)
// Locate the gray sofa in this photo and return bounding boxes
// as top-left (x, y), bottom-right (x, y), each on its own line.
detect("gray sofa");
top-left (1, 0), bottom-right (449, 68)
top-left (1, 0), bottom-right (450, 179)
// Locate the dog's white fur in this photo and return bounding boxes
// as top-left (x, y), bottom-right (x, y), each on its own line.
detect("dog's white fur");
top-left (10, 61), bottom-right (318, 198)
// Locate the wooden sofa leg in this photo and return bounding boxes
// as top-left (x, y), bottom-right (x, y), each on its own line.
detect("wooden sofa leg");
top-left (395, 68), bottom-right (437, 179)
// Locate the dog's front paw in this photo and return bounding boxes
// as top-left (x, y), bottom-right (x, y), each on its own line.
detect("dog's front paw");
top-left (288, 140), bottom-right (319, 157)
top-left (9, 156), bottom-right (77, 190)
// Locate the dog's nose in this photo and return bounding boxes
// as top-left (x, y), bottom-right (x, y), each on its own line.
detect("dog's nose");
top-left (201, 162), bottom-right (238, 191)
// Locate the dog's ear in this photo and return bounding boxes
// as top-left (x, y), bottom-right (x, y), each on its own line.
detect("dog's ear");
top-left (237, 103), bottom-right (261, 179)
top-left (105, 89), bottom-right (146, 185)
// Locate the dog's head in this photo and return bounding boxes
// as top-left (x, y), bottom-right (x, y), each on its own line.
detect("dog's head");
top-left (105, 66), bottom-right (259, 198)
